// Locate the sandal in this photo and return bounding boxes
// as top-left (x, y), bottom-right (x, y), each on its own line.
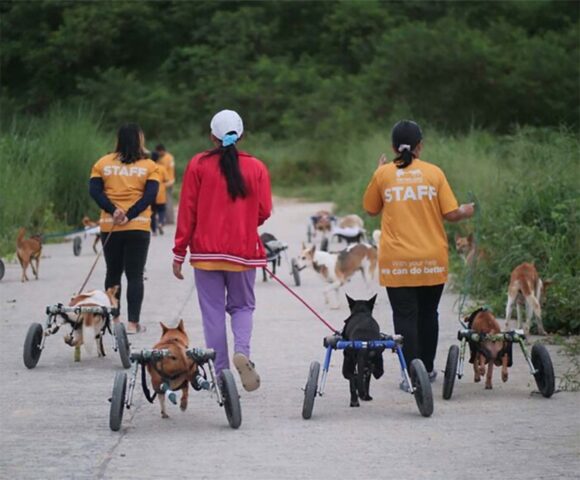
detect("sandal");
top-left (233, 353), bottom-right (260, 392)
top-left (126, 323), bottom-right (147, 335)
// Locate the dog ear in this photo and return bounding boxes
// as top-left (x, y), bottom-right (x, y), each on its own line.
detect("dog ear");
top-left (367, 294), bottom-right (377, 310)
top-left (310, 245), bottom-right (316, 254)
top-left (160, 322), bottom-right (168, 334)
top-left (177, 319), bottom-right (185, 331)
top-left (106, 285), bottom-right (120, 297)
top-left (346, 294), bottom-right (356, 310)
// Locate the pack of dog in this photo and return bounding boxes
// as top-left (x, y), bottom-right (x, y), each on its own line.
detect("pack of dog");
top-left (341, 295), bottom-right (384, 407)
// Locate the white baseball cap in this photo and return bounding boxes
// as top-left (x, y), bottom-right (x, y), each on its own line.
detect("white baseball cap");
top-left (210, 110), bottom-right (244, 140)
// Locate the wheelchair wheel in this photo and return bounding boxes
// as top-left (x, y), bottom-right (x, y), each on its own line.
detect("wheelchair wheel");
top-left (307, 224), bottom-right (312, 243)
top-left (302, 361), bottom-right (320, 420)
top-left (23, 323), bottom-right (44, 369)
top-left (114, 323), bottom-right (131, 369)
top-left (443, 345), bottom-right (459, 400)
top-left (109, 371), bottom-right (127, 431)
top-left (73, 236), bottom-right (82, 256)
top-left (410, 359), bottom-right (433, 417)
top-left (320, 237), bottom-right (329, 252)
top-left (220, 369), bottom-right (242, 429)
top-left (531, 343), bottom-right (555, 398)
top-left (0, 258), bottom-right (5, 281)
top-left (291, 258), bottom-right (301, 287)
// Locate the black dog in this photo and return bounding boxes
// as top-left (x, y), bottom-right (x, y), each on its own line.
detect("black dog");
top-left (342, 295), bottom-right (384, 407)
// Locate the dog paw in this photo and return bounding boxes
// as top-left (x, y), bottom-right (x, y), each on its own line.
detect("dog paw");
top-left (360, 395), bottom-right (373, 401)
top-left (502, 373), bottom-right (508, 383)
top-left (350, 401), bottom-right (360, 407)
top-left (474, 377), bottom-right (481, 383)
top-left (485, 384), bottom-right (493, 390)
top-left (161, 412), bottom-right (169, 419)
top-left (180, 402), bottom-right (188, 412)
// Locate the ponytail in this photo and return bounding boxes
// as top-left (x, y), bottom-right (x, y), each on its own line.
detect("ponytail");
top-left (202, 137), bottom-right (247, 201)
top-left (395, 147), bottom-right (415, 169)
top-left (391, 120), bottom-right (423, 169)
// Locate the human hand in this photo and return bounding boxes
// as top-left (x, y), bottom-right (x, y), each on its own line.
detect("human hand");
top-left (377, 153), bottom-right (388, 168)
top-left (112, 208), bottom-right (127, 225)
top-left (172, 261), bottom-right (184, 280)
top-left (459, 203), bottom-right (475, 219)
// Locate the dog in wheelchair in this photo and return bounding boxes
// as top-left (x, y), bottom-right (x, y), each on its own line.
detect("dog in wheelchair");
top-left (342, 295), bottom-right (384, 407)
top-left (65, 286), bottom-right (120, 356)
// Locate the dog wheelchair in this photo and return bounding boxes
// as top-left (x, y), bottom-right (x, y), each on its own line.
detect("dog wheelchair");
top-left (109, 347), bottom-right (241, 431)
top-left (442, 328), bottom-right (555, 400)
top-left (302, 333), bottom-right (434, 419)
top-left (260, 233), bottom-right (301, 286)
top-left (71, 224), bottom-right (100, 257)
top-left (23, 303), bottom-right (131, 369)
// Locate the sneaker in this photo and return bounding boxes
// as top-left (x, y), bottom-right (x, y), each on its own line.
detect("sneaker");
top-left (428, 370), bottom-right (438, 383)
top-left (233, 352), bottom-right (260, 392)
top-left (126, 322), bottom-right (147, 335)
top-left (399, 377), bottom-right (411, 393)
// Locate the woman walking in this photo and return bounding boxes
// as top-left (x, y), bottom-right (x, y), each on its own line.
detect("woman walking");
top-left (89, 123), bottom-right (160, 334)
top-left (363, 120), bottom-right (474, 390)
top-left (172, 110), bottom-right (272, 391)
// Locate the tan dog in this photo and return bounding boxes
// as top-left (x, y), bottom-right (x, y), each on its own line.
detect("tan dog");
top-left (339, 214), bottom-right (364, 230)
top-left (505, 263), bottom-right (548, 336)
top-left (297, 243), bottom-right (377, 308)
top-left (66, 286), bottom-right (120, 356)
top-left (147, 320), bottom-right (197, 418)
top-left (16, 228), bottom-right (42, 282)
top-left (466, 309), bottom-right (509, 390)
top-left (82, 216), bottom-right (101, 254)
top-left (454, 233), bottom-right (486, 265)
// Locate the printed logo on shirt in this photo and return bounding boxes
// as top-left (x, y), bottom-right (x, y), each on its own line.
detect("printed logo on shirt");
top-left (103, 165), bottom-right (148, 177)
top-left (384, 185), bottom-right (437, 203)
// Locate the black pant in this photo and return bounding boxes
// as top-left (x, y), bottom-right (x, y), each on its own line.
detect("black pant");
top-left (151, 204), bottom-right (166, 233)
top-left (101, 231), bottom-right (150, 323)
top-left (386, 284), bottom-right (444, 373)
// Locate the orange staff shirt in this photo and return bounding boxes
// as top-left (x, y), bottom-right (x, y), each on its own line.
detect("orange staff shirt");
top-left (90, 153), bottom-right (161, 233)
top-left (159, 152), bottom-right (175, 184)
top-left (363, 159), bottom-right (459, 287)
top-left (155, 164), bottom-right (169, 205)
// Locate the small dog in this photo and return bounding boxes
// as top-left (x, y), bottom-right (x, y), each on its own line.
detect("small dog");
top-left (455, 233), bottom-right (476, 264)
top-left (372, 230), bottom-right (381, 248)
top-left (16, 227), bottom-right (42, 282)
top-left (65, 286), bottom-right (120, 357)
top-left (505, 262), bottom-right (549, 336)
top-left (147, 320), bottom-right (197, 418)
top-left (312, 210), bottom-right (334, 237)
top-left (466, 308), bottom-right (510, 390)
top-left (342, 295), bottom-right (384, 407)
top-left (339, 214), bottom-right (364, 230)
top-left (298, 243), bottom-right (377, 308)
top-left (82, 216), bottom-right (101, 254)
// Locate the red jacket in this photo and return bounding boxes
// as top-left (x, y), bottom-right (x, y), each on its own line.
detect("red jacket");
top-left (173, 150), bottom-right (272, 267)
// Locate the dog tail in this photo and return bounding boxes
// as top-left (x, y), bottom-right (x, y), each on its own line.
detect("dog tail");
top-left (16, 227), bottom-right (26, 245)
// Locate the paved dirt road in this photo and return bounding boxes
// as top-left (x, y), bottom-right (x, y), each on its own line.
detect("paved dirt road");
top-left (1, 198), bottom-right (578, 480)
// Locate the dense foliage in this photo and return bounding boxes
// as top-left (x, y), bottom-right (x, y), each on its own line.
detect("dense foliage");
top-left (2, 1), bottom-right (578, 138)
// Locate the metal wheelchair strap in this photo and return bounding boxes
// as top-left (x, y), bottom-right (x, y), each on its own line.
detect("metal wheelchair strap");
top-left (517, 339), bottom-right (537, 375)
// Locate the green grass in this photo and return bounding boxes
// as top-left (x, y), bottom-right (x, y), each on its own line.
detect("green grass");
top-left (1, 109), bottom-right (577, 332)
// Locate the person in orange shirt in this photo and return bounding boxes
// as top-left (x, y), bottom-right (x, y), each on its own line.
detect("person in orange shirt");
top-left (89, 124), bottom-right (160, 334)
top-left (150, 151), bottom-right (170, 236)
top-left (155, 144), bottom-right (176, 224)
top-left (363, 120), bottom-right (474, 391)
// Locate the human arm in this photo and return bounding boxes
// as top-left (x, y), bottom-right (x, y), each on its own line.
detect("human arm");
top-left (125, 180), bottom-right (159, 220)
top-left (173, 159), bottom-right (199, 268)
top-left (258, 164), bottom-right (273, 226)
top-left (444, 203), bottom-right (475, 222)
top-left (88, 178), bottom-right (116, 214)
top-left (362, 172), bottom-right (383, 217)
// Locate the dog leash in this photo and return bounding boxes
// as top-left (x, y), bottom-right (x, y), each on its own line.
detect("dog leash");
top-left (456, 191), bottom-right (481, 327)
top-left (76, 226), bottom-right (116, 294)
top-left (263, 266), bottom-right (339, 333)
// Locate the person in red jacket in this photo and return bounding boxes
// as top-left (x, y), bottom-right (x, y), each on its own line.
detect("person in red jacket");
top-left (172, 110), bottom-right (272, 392)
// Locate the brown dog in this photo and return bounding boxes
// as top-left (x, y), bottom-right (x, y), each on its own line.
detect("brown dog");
top-left (454, 233), bottom-right (486, 265)
top-left (466, 309), bottom-right (509, 390)
top-left (147, 320), bottom-right (197, 418)
top-left (66, 287), bottom-right (120, 357)
top-left (82, 216), bottom-right (101, 254)
top-left (16, 227), bottom-right (42, 282)
top-left (312, 210), bottom-right (333, 236)
top-left (505, 262), bottom-right (549, 336)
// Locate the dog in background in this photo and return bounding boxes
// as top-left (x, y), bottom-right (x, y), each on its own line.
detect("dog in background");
top-left (505, 262), bottom-right (549, 336)
top-left (147, 320), bottom-right (197, 418)
top-left (82, 216), bottom-right (100, 254)
top-left (16, 227), bottom-right (42, 282)
top-left (339, 214), bottom-right (364, 230)
top-left (312, 210), bottom-right (334, 237)
top-left (65, 286), bottom-right (120, 357)
top-left (342, 295), bottom-right (384, 407)
top-left (298, 243), bottom-right (377, 308)
top-left (466, 308), bottom-right (510, 390)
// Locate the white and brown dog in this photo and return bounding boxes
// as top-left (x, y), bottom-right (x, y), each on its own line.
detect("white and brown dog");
top-left (65, 286), bottom-right (119, 356)
top-left (505, 262), bottom-right (549, 336)
top-left (297, 243), bottom-right (377, 308)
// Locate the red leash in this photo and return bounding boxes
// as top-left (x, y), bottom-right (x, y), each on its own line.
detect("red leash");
top-left (263, 267), bottom-right (339, 333)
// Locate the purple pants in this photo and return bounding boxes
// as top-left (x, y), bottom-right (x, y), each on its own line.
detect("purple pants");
top-left (194, 268), bottom-right (256, 374)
